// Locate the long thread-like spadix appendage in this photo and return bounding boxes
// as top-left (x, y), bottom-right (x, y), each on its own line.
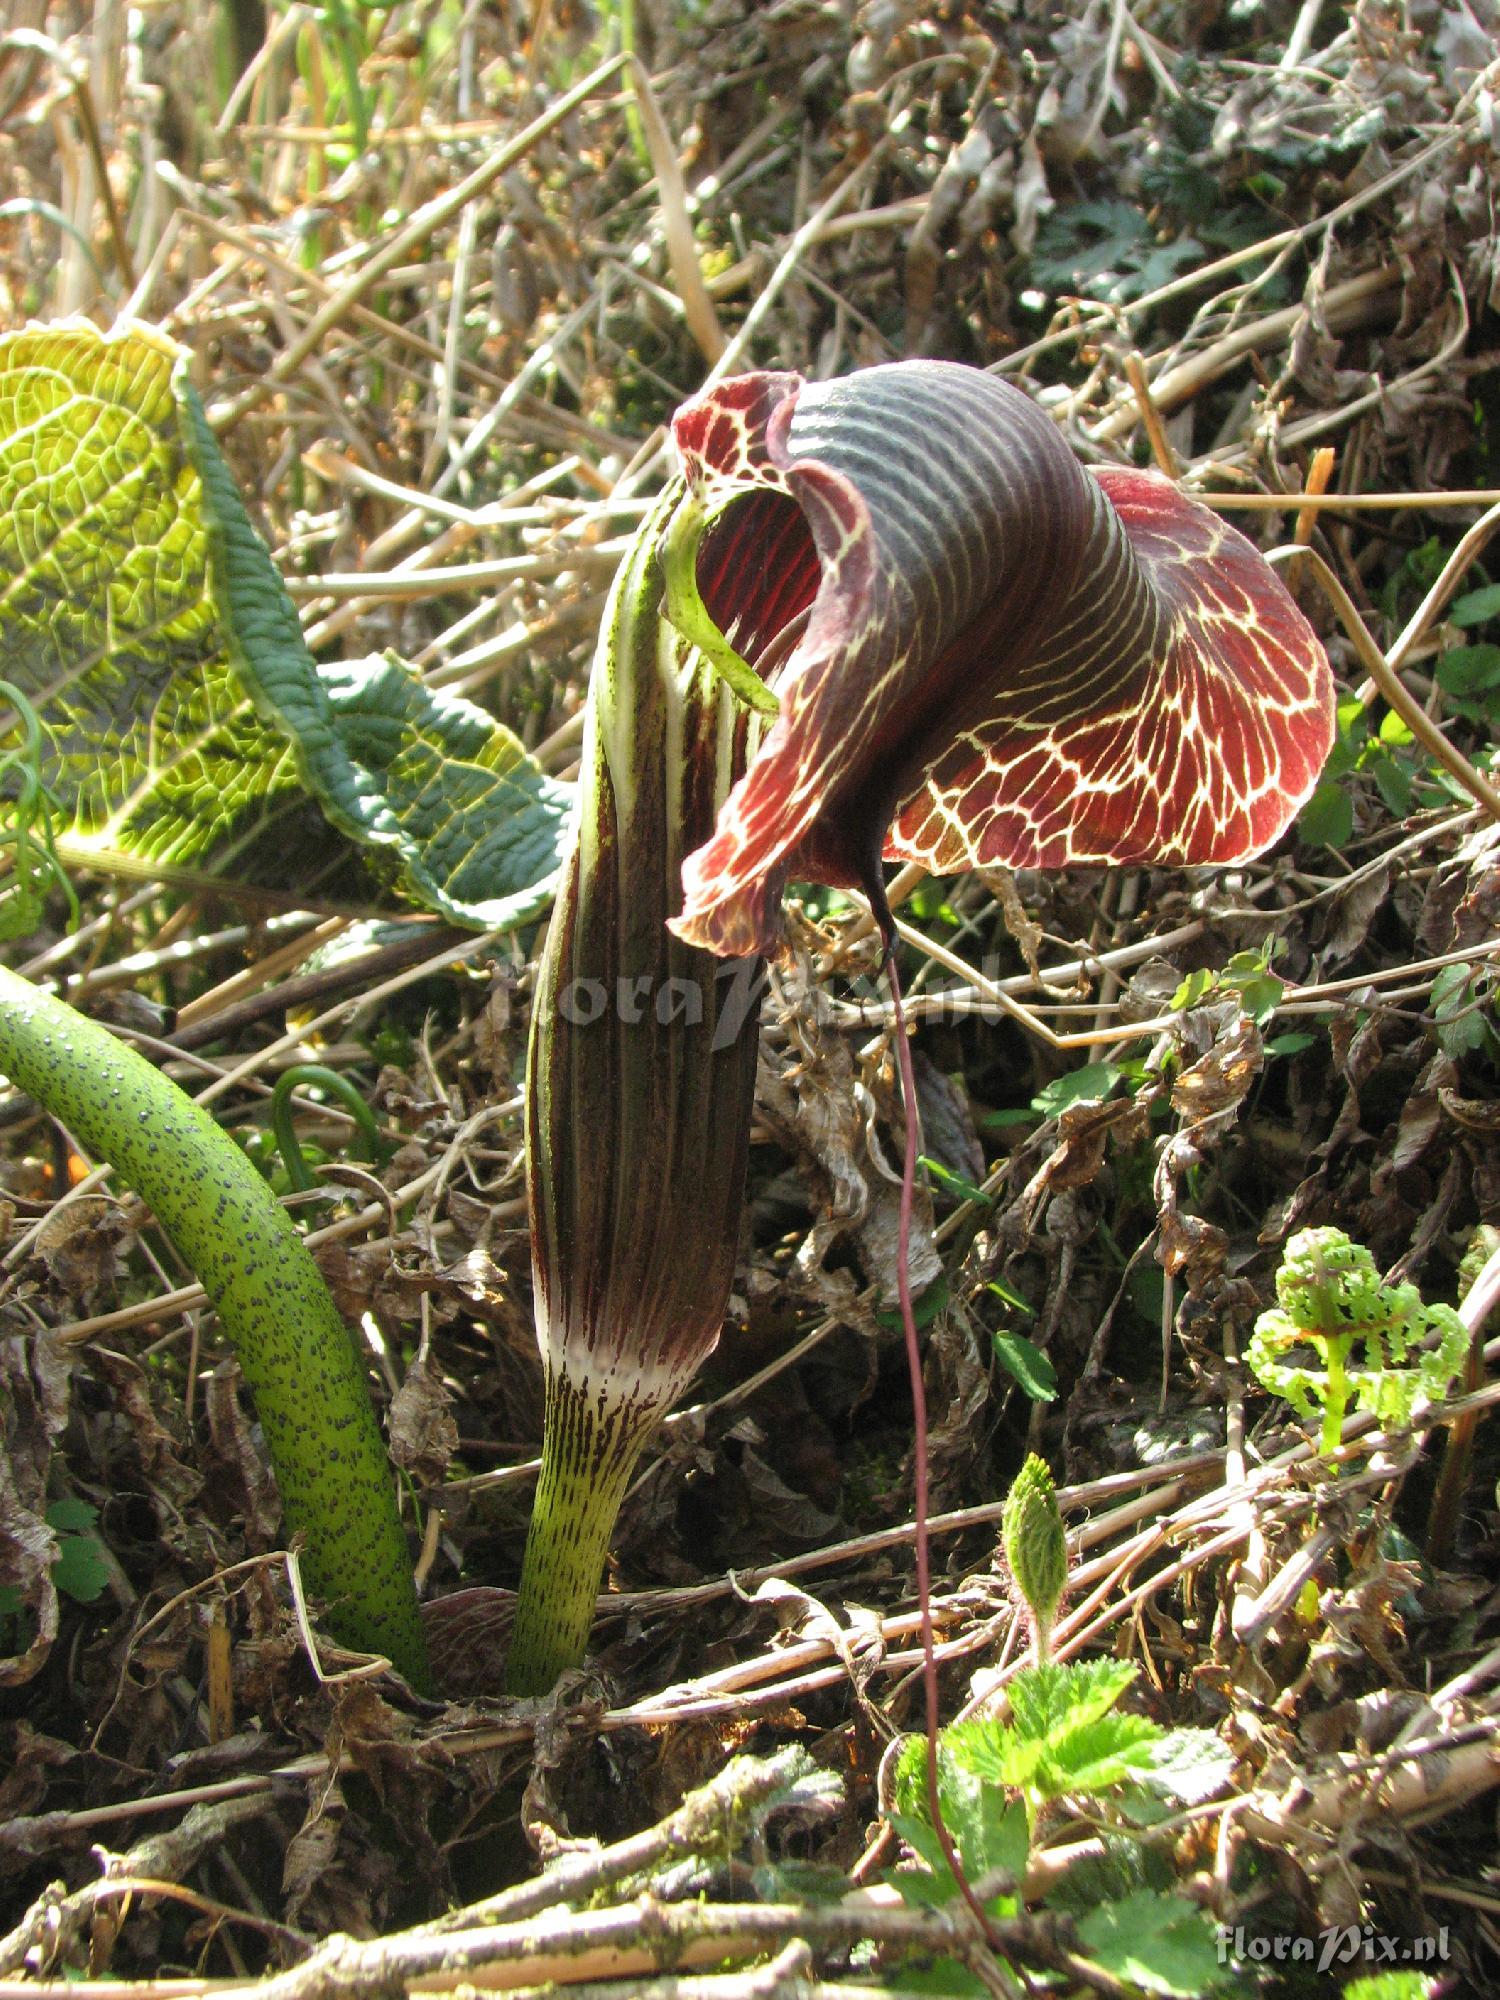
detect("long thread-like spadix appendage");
top-left (507, 489), bottom-right (765, 1696)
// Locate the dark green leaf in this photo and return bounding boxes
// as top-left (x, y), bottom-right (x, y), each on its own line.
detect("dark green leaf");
top-left (991, 1330), bottom-right (1055, 1400)
top-left (183, 382), bottom-right (571, 929)
top-left (1371, 753), bottom-right (1415, 819)
top-left (1298, 779), bottom-right (1353, 849)
top-left (873, 1275), bottom-right (950, 1333)
top-left (52, 1534), bottom-right (110, 1604)
top-left (1032, 1062), bottom-right (1121, 1117)
top-left (1435, 643), bottom-right (1500, 696)
top-left (1449, 583), bottom-right (1500, 628)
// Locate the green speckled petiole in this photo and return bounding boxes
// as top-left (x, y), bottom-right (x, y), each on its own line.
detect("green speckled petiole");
top-left (0, 964), bottom-right (430, 1690)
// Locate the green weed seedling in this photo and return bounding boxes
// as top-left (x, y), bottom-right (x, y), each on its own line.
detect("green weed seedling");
top-left (887, 1456), bottom-right (1234, 1995)
top-left (1248, 1227), bottom-right (1467, 1457)
top-left (890, 1665), bottom-right (1235, 1997)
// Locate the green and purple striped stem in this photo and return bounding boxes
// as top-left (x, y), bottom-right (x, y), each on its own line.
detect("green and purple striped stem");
top-left (508, 487), bottom-right (765, 1695)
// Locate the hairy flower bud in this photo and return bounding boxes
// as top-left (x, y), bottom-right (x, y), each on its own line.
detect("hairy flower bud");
top-left (1004, 1454), bottom-right (1067, 1659)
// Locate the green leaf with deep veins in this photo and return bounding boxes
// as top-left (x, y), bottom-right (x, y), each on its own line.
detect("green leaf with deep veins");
top-left (0, 321), bottom-right (300, 867)
top-left (1076, 1890), bottom-right (1228, 1995)
top-left (0, 319), bottom-right (570, 926)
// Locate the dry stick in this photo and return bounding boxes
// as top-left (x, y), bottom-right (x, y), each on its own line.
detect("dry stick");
top-left (1224, 1313), bottom-right (1268, 1646)
top-left (1426, 1241), bottom-right (1500, 1562)
top-left (164, 184), bottom-right (632, 461)
top-left (1275, 543), bottom-right (1500, 825)
top-left (1384, 498), bottom-right (1500, 677)
top-left (490, 1970), bottom-right (925, 2000)
top-left (1090, 263), bottom-right (1400, 443)
top-left (207, 51), bottom-right (631, 430)
top-left (997, 89), bottom-right (1478, 383)
top-left (279, 543), bottom-right (625, 599)
top-left (0, 1795), bottom-right (288, 1977)
top-left (418, 1750), bottom-right (817, 1936)
top-left (891, 916), bottom-right (1180, 1051)
top-left (43, 1102), bottom-right (522, 1347)
top-left (1124, 350), bottom-right (1179, 478)
top-left (0, 30), bottom-right (135, 291)
top-left (1288, 444), bottom-right (1336, 590)
top-left (189, 924), bottom-right (511, 1110)
top-left (1196, 276), bottom-right (1473, 473)
top-left (213, 0), bottom-right (308, 131)
top-left (699, 144), bottom-right (890, 392)
top-left (627, 56), bottom-right (724, 366)
top-left (0, 1899), bottom-right (1125, 2000)
top-left (168, 915), bottom-right (351, 1036)
top-left (1196, 488), bottom-right (1500, 511)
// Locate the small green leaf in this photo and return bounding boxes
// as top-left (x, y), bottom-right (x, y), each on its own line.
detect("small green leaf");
top-left (51, 1533), bottom-right (110, 1604)
top-left (1231, 974), bottom-right (1283, 1024)
top-left (1265, 1030), bottom-right (1317, 1056)
top-left (937, 1719), bottom-right (1047, 1794)
top-left (1435, 643), bottom-right (1500, 696)
top-left (980, 1106), bottom-right (1037, 1129)
top-left (1449, 582), bottom-right (1500, 628)
top-left (1036, 1709), bottom-right (1164, 1797)
top-left (890, 1739), bottom-right (1029, 1895)
top-left (1371, 751), bottom-right (1415, 819)
top-left (45, 1497), bottom-right (98, 1534)
top-left (919, 1156), bottom-right (993, 1207)
top-left (1431, 961), bottom-right (1488, 1056)
top-left (1298, 778), bottom-right (1354, 849)
top-left (1032, 1061), bottom-right (1121, 1116)
top-left (1076, 1890), bottom-right (1228, 1996)
top-left (991, 1330), bottom-right (1056, 1401)
top-left (1170, 967), bottom-right (1216, 1011)
top-left (1006, 1658), bottom-right (1138, 1743)
top-left (873, 1275), bottom-right (950, 1333)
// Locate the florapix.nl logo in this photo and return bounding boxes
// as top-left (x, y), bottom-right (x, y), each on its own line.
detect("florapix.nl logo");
top-left (1216, 1922), bottom-right (1451, 1974)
